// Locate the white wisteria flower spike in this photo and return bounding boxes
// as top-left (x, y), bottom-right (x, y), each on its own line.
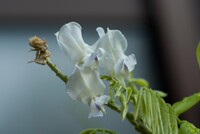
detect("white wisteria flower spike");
top-left (95, 27), bottom-right (137, 79)
top-left (66, 66), bottom-right (110, 118)
top-left (55, 22), bottom-right (96, 66)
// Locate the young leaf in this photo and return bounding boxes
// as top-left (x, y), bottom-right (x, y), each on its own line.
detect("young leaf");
top-left (119, 94), bottom-right (128, 120)
top-left (133, 88), bottom-right (178, 134)
top-left (196, 42), bottom-right (200, 68)
top-left (80, 129), bottom-right (116, 134)
top-left (179, 120), bottom-right (200, 134)
top-left (132, 78), bottom-right (149, 87)
top-left (126, 88), bottom-right (132, 103)
top-left (80, 129), bottom-right (93, 134)
top-left (172, 92), bottom-right (200, 116)
top-left (154, 90), bottom-right (167, 98)
top-left (133, 88), bottom-right (143, 120)
top-left (115, 84), bottom-right (122, 97)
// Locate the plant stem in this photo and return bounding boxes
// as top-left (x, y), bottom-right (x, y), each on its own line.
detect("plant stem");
top-left (46, 58), bottom-right (68, 83)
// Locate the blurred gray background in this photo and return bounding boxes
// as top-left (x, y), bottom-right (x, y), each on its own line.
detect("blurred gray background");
top-left (0, 0), bottom-right (200, 134)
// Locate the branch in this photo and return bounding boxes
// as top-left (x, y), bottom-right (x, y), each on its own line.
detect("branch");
top-left (46, 58), bottom-right (68, 84)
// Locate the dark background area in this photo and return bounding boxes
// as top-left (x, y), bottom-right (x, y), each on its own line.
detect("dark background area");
top-left (0, 0), bottom-right (200, 133)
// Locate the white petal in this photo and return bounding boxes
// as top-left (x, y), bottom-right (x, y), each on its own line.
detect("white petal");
top-left (107, 29), bottom-right (127, 54)
top-left (114, 54), bottom-right (137, 78)
top-left (95, 29), bottom-right (127, 57)
top-left (88, 95), bottom-right (110, 118)
top-left (97, 48), bottom-right (115, 73)
top-left (88, 99), bottom-right (103, 119)
top-left (96, 27), bottom-right (105, 37)
top-left (114, 57), bottom-right (124, 75)
top-left (124, 54), bottom-right (137, 72)
top-left (55, 22), bottom-right (87, 64)
top-left (95, 95), bottom-right (110, 105)
top-left (82, 53), bottom-right (98, 70)
top-left (94, 29), bottom-right (128, 73)
top-left (66, 66), bottom-right (105, 104)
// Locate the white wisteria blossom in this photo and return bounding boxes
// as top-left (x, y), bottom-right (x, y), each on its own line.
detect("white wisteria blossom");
top-left (55, 22), bottom-right (136, 118)
top-left (66, 66), bottom-right (110, 118)
top-left (89, 95), bottom-right (110, 118)
top-left (55, 22), bottom-right (96, 66)
top-left (95, 27), bottom-right (137, 78)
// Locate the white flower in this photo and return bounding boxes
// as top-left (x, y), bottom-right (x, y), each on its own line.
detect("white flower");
top-left (56, 22), bottom-right (137, 118)
top-left (95, 27), bottom-right (137, 78)
top-left (66, 66), bottom-right (110, 118)
top-left (55, 22), bottom-right (95, 65)
top-left (89, 95), bottom-right (110, 118)
top-left (114, 54), bottom-right (137, 78)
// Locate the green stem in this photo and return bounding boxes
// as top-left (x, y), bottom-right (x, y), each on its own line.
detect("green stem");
top-left (46, 58), bottom-right (68, 83)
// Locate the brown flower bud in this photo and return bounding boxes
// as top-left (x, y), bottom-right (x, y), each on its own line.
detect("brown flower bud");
top-left (28, 36), bottom-right (51, 65)
top-left (29, 36), bottom-right (47, 51)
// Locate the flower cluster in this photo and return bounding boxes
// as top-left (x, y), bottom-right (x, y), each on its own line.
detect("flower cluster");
top-left (55, 22), bottom-right (137, 118)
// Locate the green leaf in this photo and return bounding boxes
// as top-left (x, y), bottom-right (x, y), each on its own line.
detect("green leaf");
top-left (169, 106), bottom-right (179, 133)
top-left (179, 120), bottom-right (200, 134)
top-left (121, 106), bottom-right (128, 121)
top-left (196, 42), bottom-right (200, 68)
top-left (154, 90), bottom-right (167, 97)
top-left (133, 88), bottom-right (143, 120)
top-left (119, 94), bottom-right (128, 120)
top-left (132, 78), bottom-right (149, 87)
top-left (126, 88), bottom-right (132, 103)
top-left (133, 88), bottom-right (178, 134)
top-left (80, 129), bottom-right (93, 134)
top-left (172, 92), bottom-right (200, 116)
top-left (114, 84), bottom-right (122, 97)
top-left (80, 129), bottom-right (116, 134)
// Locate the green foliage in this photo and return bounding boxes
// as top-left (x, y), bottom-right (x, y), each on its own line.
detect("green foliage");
top-left (153, 90), bottom-right (167, 97)
top-left (196, 42), bottom-right (200, 68)
top-left (179, 120), bottom-right (200, 134)
top-left (102, 75), bottom-right (200, 134)
top-left (80, 128), bottom-right (116, 134)
top-left (131, 78), bottom-right (149, 87)
top-left (172, 92), bottom-right (200, 116)
top-left (103, 76), bottom-right (174, 133)
top-left (109, 76), bottom-right (129, 120)
top-left (119, 94), bottom-right (128, 120)
top-left (133, 87), bottom-right (179, 134)
top-left (100, 75), bottom-right (200, 134)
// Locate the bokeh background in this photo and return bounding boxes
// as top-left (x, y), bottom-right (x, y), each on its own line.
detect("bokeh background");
top-left (0, 0), bottom-right (200, 134)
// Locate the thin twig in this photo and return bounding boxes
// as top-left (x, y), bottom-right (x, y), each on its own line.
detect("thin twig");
top-left (46, 58), bottom-right (68, 84)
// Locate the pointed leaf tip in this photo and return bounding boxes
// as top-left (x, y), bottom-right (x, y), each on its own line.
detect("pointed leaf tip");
top-left (196, 42), bottom-right (200, 68)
